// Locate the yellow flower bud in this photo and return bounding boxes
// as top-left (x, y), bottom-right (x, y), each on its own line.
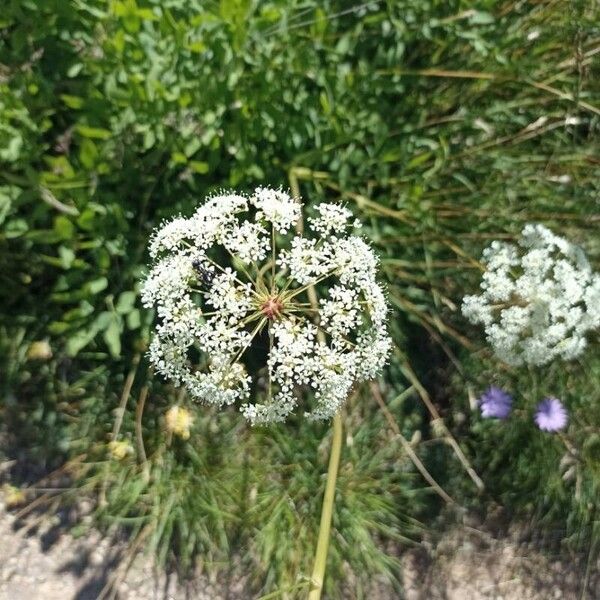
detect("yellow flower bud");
top-left (27, 340), bottom-right (53, 361)
top-left (108, 440), bottom-right (134, 460)
top-left (2, 484), bottom-right (26, 508)
top-left (165, 406), bottom-right (194, 440)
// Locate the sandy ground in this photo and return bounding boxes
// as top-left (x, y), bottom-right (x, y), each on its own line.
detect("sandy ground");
top-left (401, 525), bottom-right (595, 600)
top-left (0, 502), bottom-right (239, 600)
top-left (0, 493), bottom-right (596, 600)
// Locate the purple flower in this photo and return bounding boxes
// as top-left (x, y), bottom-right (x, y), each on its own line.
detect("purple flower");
top-left (478, 387), bottom-right (513, 419)
top-left (535, 397), bottom-right (568, 432)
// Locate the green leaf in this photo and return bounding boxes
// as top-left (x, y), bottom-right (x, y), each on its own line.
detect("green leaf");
top-left (382, 147), bottom-right (405, 163)
top-left (88, 277), bottom-right (108, 294)
top-left (67, 63), bottom-right (83, 78)
top-left (77, 208), bottom-right (97, 231)
top-left (123, 13), bottom-right (140, 32)
top-left (4, 219), bottom-right (28, 238)
top-left (186, 40), bottom-right (206, 53)
top-left (48, 321), bottom-right (69, 335)
top-left (136, 8), bottom-right (157, 20)
top-left (76, 125), bottom-right (112, 140)
top-left (58, 246), bottom-right (76, 269)
top-left (189, 160), bottom-right (209, 174)
top-left (116, 290), bottom-right (136, 314)
top-left (79, 138), bottom-right (98, 168)
top-left (126, 309), bottom-right (141, 329)
top-left (319, 91), bottom-right (331, 115)
top-left (112, 28), bottom-right (125, 53)
top-left (60, 94), bottom-right (84, 109)
top-left (103, 315), bottom-right (122, 358)
top-left (184, 137), bottom-right (202, 157)
top-left (43, 156), bottom-right (76, 178)
top-left (65, 312), bottom-right (110, 356)
top-left (311, 7), bottom-right (327, 39)
top-left (54, 215), bottom-right (75, 240)
top-left (171, 152), bottom-right (187, 164)
top-left (0, 185), bottom-right (19, 225)
top-left (66, 331), bottom-right (94, 356)
top-left (406, 152), bottom-right (432, 169)
top-left (469, 11), bottom-right (495, 25)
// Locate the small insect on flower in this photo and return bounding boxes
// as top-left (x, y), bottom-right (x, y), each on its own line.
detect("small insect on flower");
top-left (535, 397), bottom-right (568, 432)
top-left (192, 257), bottom-right (215, 289)
top-left (478, 386), bottom-right (513, 419)
top-left (462, 224), bottom-right (600, 366)
top-left (141, 188), bottom-right (391, 424)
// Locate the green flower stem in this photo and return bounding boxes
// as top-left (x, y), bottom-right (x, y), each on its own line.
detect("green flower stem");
top-left (308, 412), bottom-right (343, 600)
top-left (292, 170), bottom-right (344, 599)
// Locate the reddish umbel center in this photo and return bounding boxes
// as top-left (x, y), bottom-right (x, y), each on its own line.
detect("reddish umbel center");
top-left (261, 297), bottom-right (284, 320)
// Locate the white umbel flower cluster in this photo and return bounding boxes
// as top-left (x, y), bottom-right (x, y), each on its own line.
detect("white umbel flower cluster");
top-left (142, 189), bottom-right (391, 424)
top-left (462, 224), bottom-right (600, 366)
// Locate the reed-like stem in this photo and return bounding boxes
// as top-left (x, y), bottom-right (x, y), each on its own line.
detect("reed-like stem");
top-left (308, 412), bottom-right (343, 600)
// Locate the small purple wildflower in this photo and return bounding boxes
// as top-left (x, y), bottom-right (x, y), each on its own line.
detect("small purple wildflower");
top-left (478, 387), bottom-right (513, 419)
top-left (535, 397), bottom-right (568, 432)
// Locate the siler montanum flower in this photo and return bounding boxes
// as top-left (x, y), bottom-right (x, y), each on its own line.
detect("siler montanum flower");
top-left (534, 397), bottom-right (568, 432)
top-left (141, 188), bottom-right (391, 425)
top-left (478, 386), bottom-right (513, 419)
top-left (462, 224), bottom-right (600, 366)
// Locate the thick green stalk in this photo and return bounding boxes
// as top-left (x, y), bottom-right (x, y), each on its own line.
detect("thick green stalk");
top-left (308, 412), bottom-right (343, 600)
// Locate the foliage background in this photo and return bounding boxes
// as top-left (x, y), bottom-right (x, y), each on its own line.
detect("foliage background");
top-left (1, 0), bottom-right (599, 597)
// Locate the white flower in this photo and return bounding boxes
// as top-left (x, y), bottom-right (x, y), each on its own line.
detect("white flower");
top-left (308, 203), bottom-right (353, 235)
top-left (462, 224), bottom-right (600, 366)
top-left (205, 269), bottom-right (255, 318)
top-left (320, 285), bottom-right (361, 337)
top-left (148, 216), bottom-right (189, 259)
top-left (251, 187), bottom-right (301, 233)
top-left (278, 237), bottom-right (333, 285)
top-left (142, 188), bottom-right (391, 424)
top-left (223, 221), bottom-right (270, 263)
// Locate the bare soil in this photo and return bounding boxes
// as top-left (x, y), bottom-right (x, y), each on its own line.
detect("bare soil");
top-left (0, 490), bottom-right (597, 600)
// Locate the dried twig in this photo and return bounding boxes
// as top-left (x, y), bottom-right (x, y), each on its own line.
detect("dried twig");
top-left (396, 351), bottom-right (485, 492)
top-left (135, 385), bottom-right (150, 482)
top-left (370, 381), bottom-right (456, 505)
top-left (111, 354), bottom-right (142, 441)
top-left (39, 186), bottom-right (80, 216)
